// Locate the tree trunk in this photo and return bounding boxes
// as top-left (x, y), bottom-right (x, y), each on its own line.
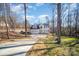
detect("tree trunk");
top-left (56, 3), bottom-right (61, 44)
top-left (75, 4), bottom-right (78, 38)
top-left (68, 4), bottom-right (72, 36)
top-left (24, 3), bottom-right (27, 37)
top-left (52, 9), bottom-right (54, 33)
top-left (3, 3), bottom-right (9, 39)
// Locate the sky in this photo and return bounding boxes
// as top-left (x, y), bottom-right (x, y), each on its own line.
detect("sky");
top-left (10, 3), bottom-right (55, 25)
top-left (10, 3), bottom-right (78, 27)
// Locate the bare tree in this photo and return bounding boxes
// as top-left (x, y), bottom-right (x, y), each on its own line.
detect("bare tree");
top-left (68, 4), bottom-right (72, 36)
top-left (24, 3), bottom-right (27, 37)
top-left (56, 3), bottom-right (61, 44)
top-left (3, 3), bottom-right (9, 39)
top-left (6, 3), bottom-right (16, 31)
top-left (52, 6), bottom-right (55, 33)
top-left (75, 4), bottom-right (79, 38)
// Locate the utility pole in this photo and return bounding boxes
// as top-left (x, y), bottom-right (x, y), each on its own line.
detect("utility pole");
top-left (24, 3), bottom-right (27, 37)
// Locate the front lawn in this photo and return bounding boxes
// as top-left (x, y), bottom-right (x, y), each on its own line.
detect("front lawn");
top-left (26, 34), bottom-right (79, 56)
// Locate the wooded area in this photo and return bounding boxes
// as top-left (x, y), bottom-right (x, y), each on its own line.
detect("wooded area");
top-left (0, 3), bottom-right (79, 42)
top-left (0, 3), bottom-right (79, 56)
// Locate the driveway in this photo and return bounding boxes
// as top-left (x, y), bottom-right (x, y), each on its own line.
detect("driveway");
top-left (0, 34), bottom-right (47, 56)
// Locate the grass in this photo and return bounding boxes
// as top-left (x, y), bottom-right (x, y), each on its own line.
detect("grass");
top-left (26, 34), bottom-right (79, 56)
top-left (0, 34), bottom-right (32, 44)
top-left (26, 39), bottom-right (47, 56)
top-left (0, 39), bottom-right (15, 44)
top-left (61, 36), bottom-right (77, 41)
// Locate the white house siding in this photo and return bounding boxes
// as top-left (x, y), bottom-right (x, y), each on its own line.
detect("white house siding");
top-left (30, 29), bottom-right (40, 34)
top-left (30, 28), bottom-right (49, 34)
top-left (40, 28), bottom-right (49, 34)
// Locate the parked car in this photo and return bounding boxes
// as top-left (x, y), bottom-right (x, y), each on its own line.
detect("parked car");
top-left (20, 31), bottom-right (31, 34)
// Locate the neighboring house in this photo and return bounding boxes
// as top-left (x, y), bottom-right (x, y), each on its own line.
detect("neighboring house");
top-left (39, 23), bottom-right (49, 34)
top-left (30, 23), bottom-right (50, 34)
top-left (30, 24), bottom-right (40, 34)
top-left (31, 24), bottom-right (39, 29)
